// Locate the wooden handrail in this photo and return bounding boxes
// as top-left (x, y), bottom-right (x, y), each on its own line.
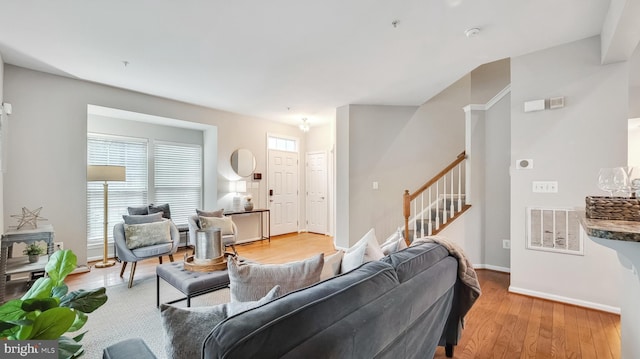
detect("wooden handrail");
top-left (403, 151), bottom-right (466, 241)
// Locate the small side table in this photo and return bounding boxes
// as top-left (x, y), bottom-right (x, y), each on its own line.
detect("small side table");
top-left (0, 225), bottom-right (55, 303)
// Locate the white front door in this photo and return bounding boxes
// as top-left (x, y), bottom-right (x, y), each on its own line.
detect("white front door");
top-left (306, 151), bottom-right (328, 234)
top-left (268, 149), bottom-right (299, 235)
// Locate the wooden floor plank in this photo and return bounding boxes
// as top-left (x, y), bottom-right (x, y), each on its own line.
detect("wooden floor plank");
top-left (564, 305), bottom-right (583, 359)
top-left (521, 298), bottom-right (543, 358)
top-left (600, 311), bottom-right (622, 358)
top-left (576, 307), bottom-right (598, 359)
top-left (551, 302), bottom-right (567, 358)
top-left (536, 300), bottom-right (553, 357)
top-left (588, 309), bottom-right (614, 359)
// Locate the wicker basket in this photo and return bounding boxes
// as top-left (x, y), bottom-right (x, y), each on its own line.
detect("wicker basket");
top-left (585, 196), bottom-right (640, 221)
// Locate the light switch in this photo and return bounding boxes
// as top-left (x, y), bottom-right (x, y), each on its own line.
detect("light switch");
top-left (372, 181), bottom-right (379, 190)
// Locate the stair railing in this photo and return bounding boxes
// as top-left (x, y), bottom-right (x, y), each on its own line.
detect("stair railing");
top-left (403, 151), bottom-right (468, 242)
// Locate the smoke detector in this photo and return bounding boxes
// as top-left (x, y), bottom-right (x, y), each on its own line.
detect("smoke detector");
top-left (464, 28), bottom-right (480, 38)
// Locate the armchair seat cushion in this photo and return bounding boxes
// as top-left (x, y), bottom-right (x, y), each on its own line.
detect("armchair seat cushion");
top-left (132, 242), bottom-right (174, 257)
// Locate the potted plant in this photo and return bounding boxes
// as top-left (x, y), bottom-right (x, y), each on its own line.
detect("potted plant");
top-left (23, 243), bottom-right (45, 263)
top-left (0, 249), bottom-right (108, 358)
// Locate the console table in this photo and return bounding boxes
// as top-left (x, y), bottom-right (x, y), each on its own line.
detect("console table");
top-left (224, 209), bottom-right (270, 244)
top-left (0, 225), bottom-right (55, 303)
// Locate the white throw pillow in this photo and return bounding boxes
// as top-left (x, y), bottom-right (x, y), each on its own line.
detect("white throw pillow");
top-left (320, 250), bottom-right (344, 281)
top-left (340, 228), bottom-right (384, 273)
top-left (381, 228), bottom-right (408, 255)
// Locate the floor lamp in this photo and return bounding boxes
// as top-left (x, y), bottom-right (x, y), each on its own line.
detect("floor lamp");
top-left (88, 165), bottom-right (126, 268)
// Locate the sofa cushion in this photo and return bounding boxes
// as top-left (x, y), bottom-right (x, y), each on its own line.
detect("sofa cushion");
top-left (122, 212), bottom-right (164, 225)
top-left (149, 203), bottom-right (171, 219)
top-left (200, 216), bottom-right (234, 235)
top-left (160, 286), bottom-right (281, 359)
top-left (341, 228), bottom-right (384, 273)
top-left (196, 208), bottom-right (224, 217)
top-left (381, 241), bottom-right (450, 283)
top-left (228, 254), bottom-right (324, 302)
top-left (124, 220), bottom-right (172, 249)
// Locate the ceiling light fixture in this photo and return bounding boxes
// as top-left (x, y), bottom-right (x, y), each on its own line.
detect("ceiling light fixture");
top-left (464, 28), bottom-right (480, 38)
top-left (299, 118), bottom-right (310, 133)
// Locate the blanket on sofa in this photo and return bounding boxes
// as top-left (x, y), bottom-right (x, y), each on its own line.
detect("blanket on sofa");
top-left (413, 236), bottom-right (481, 319)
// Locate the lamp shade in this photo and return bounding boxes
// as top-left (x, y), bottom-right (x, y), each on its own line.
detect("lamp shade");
top-left (87, 165), bottom-right (126, 182)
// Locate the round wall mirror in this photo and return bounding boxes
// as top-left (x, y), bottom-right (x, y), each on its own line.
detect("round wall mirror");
top-left (230, 148), bottom-right (256, 177)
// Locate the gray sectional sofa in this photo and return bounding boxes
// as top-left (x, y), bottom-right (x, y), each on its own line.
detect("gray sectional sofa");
top-left (104, 241), bottom-right (478, 359)
top-left (202, 242), bottom-right (475, 358)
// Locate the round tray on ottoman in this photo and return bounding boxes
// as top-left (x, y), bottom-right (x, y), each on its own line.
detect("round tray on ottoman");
top-left (184, 255), bottom-right (227, 272)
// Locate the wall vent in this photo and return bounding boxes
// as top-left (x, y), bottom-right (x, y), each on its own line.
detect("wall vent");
top-left (526, 207), bottom-right (584, 255)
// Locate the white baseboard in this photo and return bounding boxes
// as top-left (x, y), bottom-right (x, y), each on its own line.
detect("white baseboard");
top-left (474, 264), bottom-right (511, 273)
top-left (509, 286), bottom-right (620, 314)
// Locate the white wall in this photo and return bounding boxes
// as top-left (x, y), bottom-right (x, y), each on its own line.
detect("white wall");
top-left (3, 65), bottom-right (303, 266)
top-left (510, 36), bottom-right (625, 311)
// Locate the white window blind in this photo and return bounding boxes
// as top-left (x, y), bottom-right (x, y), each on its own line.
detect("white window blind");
top-left (87, 134), bottom-right (148, 244)
top-left (154, 142), bottom-right (202, 226)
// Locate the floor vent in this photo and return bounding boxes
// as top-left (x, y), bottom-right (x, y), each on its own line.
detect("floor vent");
top-left (526, 207), bottom-right (584, 255)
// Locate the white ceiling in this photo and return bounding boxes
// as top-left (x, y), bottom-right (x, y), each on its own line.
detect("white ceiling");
top-left (0, 0), bottom-right (616, 127)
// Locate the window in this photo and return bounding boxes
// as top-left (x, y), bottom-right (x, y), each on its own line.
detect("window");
top-left (87, 135), bottom-right (148, 244)
top-left (154, 142), bottom-right (202, 225)
top-left (268, 136), bottom-right (297, 152)
top-left (88, 135), bottom-right (203, 244)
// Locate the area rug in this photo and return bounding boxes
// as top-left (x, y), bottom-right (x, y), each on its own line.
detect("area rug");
top-left (81, 276), bottom-right (230, 359)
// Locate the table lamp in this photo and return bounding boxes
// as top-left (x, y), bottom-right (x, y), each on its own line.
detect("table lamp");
top-left (88, 165), bottom-right (126, 268)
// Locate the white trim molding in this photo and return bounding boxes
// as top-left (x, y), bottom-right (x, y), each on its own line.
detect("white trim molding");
top-left (463, 84), bottom-right (511, 113)
top-left (474, 264), bottom-right (510, 273)
top-left (509, 286), bottom-right (620, 314)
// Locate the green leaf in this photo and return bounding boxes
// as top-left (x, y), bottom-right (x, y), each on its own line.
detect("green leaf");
top-left (20, 277), bottom-right (54, 300)
top-left (22, 297), bottom-right (60, 312)
top-left (52, 283), bottom-right (69, 298)
top-left (60, 287), bottom-right (107, 313)
top-left (28, 307), bottom-right (75, 339)
top-left (45, 250), bottom-right (77, 286)
top-left (58, 335), bottom-right (84, 359)
top-left (67, 311), bottom-right (87, 332)
top-left (72, 331), bottom-right (86, 342)
top-left (0, 299), bottom-right (27, 321)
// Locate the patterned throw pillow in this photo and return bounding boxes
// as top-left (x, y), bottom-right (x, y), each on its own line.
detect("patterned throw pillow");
top-left (228, 254), bottom-right (324, 302)
top-left (160, 286), bottom-right (282, 359)
top-left (124, 220), bottom-right (172, 249)
top-left (199, 216), bottom-right (234, 235)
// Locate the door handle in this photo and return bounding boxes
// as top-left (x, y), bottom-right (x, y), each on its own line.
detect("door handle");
top-left (321, 197), bottom-right (325, 199)
top-left (269, 189), bottom-right (273, 196)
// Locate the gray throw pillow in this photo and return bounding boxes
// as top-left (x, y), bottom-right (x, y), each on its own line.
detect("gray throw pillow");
top-left (228, 253), bottom-right (324, 302)
top-left (196, 208), bottom-right (224, 217)
top-left (124, 220), bottom-right (172, 249)
top-left (160, 285), bottom-right (282, 359)
top-left (122, 212), bottom-right (164, 225)
top-left (127, 205), bottom-right (149, 215)
top-left (149, 203), bottom-right (171, 219)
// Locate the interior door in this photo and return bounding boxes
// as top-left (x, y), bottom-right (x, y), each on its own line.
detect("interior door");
top-left (268, 149), bottom-right (299, 235)
top-left (306, 151), bottom-right (328, 234)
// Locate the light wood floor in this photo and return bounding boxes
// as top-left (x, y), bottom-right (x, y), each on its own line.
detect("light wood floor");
top-left (66, 233), bottom-right (621, 358)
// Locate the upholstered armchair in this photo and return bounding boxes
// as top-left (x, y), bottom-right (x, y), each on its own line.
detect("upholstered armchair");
top-left (187, 215), bottom-right (238, 256)
top-left (113, 220), bottom-right (180, 288)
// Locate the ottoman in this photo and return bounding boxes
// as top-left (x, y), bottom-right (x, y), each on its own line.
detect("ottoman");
top-left (156, 261), bottom-right (230, 307)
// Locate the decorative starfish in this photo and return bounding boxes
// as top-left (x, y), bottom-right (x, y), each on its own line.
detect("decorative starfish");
top-left (10, 207), bottom-right (47, 230)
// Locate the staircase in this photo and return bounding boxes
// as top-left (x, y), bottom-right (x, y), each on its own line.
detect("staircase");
top-left (403, 151), bottom-right (471, 242)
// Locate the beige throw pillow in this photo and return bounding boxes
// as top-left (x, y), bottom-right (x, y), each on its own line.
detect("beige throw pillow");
top-left (196, 208), bottom-right (224, 217)
top-left (124, 220), bottom-right (172, 249)
top-left (160, 285), bottom-right (281, 359)
top-left (320, 250), bottom-right (344, 281)
top-left (199, 216), bottom-right (234, 235)
top-left (228, 254), bottom-right (324, 302)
